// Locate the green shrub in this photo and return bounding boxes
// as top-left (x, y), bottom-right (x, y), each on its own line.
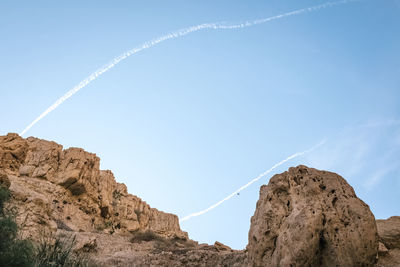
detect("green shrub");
top-left (0, 238), bottom-right (34, 267)
top-left (35, 232), bottom-right (75, 266)
top-left (0, 186), bottom-right (10, 214)
top-left (0, 215), bottom-right (17, 244)
top-left (34, 232), bottom-right (97, 267)
top-left (0, 186), bottom-right (35, 266)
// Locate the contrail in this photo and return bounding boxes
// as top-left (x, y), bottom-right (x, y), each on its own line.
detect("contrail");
top-left (179, 140), bottom-right (326, 222)
top-left (20, 0), bottom-right (359, 136)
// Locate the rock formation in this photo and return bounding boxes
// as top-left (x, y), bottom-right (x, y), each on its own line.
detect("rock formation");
top-left (0, 133), bottom-right (247, 266)
top-left (0, 133), bottom-right (187, 239)
top-left (248, 165), bottom-right (378, 266)
top-left (1, 133), bottom-right (398, 266)
top-left (376, 216), bottom-right (400, 266)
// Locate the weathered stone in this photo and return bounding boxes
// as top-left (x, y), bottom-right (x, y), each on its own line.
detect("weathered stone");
top-left (379, 242), bottom-right (389, 256)
top-left (377, 216), bottom-right (400, 250)
top-left (0, 133), bottom-right (187, 240)
top-left (56, 147), bottom-right (100, 198)
top-left (377, 249), bottom-right (400, 267)
top-left (248, 165), bottom-right (378, 267)
top-left (99, 170), bottom-right (116, 213)
top-left (64, 230), bottom-right (247, 267)
top-left (376, 216), bottom-right (400, 266)
top-left (19, 137), bottom-right (62, 180)
top-left (214, 241), bottom-right (232, 252)
top-left (0, 133), bottom-right (28, 171)
top-left (19, 165), bottom-right (35, 176)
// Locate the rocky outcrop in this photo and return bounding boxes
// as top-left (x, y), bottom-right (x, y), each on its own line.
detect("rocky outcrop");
top-left (376, 216), bottom-right (400, 266)
top-left (0, 133), bottom-right (187, 240)
top-left (248, 165), bottom-right (378, 267)
top-left (0, 133), bottom-right (28, 172)
top-left (214, 241), bottom-right (233, 252)
top-left (377, 216), bottom-right (400, 250)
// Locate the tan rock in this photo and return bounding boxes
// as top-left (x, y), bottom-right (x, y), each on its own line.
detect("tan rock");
top-left (214, 241), bottom-right (232, 252)
top-left (0, 133), bottom-right (28, 171)
top-left (377, 216), bottom-right (400, 249)
top-left (379, 242), bottom-right (389, 256)
top-left (99, 170), bottom-right (117, 216)
top-left (0, 133), bottom-right (187, 240)
top-left (19, 137), bottom-right (62, 180)
top-left (75, 236), bottom-right (98, 253)
top-left (64, 230), bottom-right (247, 266)
top-left (248, 165), bottom-right (378, 267)
top-left (56, 147), bottom-right (100, 197)
top-left (377, 249), bottom-right (400, 267)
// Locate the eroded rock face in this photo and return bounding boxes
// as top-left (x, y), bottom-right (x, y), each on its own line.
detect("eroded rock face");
top-left (376, 216), bottom-right (400, 266)
top-left (377, 216), bottom-right (400, 250)
top-left (0, 133), bottom-right (28, 171)
top-left (19, 137), bottom-right (62, 180)
top-left (248, 165), bottom-right (378, 267)
top-left (0, 133), bottom-right (187, 240)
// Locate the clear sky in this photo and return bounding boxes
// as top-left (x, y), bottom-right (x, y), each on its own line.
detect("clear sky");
top-left (0, 0), bottom-right (399, 249)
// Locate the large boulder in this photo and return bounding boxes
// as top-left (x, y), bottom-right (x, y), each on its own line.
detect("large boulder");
top-left (248, 165), bottom-right (378, 267)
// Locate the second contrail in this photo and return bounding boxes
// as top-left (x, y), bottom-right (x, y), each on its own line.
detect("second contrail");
top-left (179, 140), bottom-right (326, 222)
top-left (20, 0), bottom-right (359, 136)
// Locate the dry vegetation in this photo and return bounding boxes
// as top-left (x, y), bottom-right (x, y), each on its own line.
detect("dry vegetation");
top-left (0, 186), bottom-right (98, 267)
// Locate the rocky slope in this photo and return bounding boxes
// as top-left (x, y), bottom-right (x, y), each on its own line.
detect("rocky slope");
top-left (0, 133), bottom-right (399, 266)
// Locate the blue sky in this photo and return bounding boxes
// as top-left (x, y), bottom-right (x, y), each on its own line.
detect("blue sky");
top-left (0, 0), bottom-right (399, 249)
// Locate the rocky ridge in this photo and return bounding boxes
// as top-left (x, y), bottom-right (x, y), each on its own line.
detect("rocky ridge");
top-left (0, 133), bottom-right (187, 239)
